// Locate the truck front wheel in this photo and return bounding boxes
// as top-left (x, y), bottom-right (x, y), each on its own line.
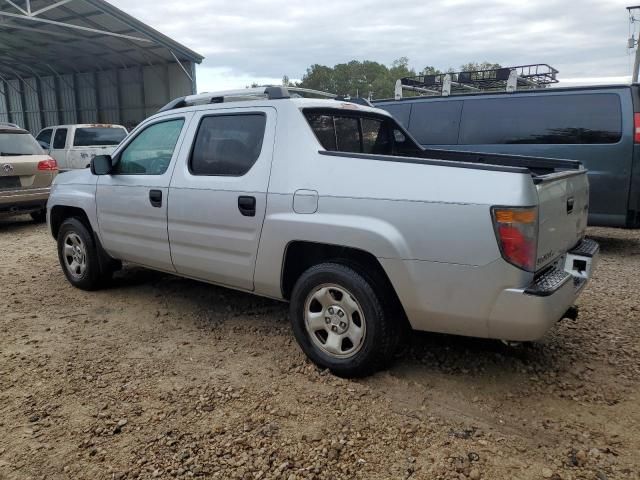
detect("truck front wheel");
top-left (57, 218), bottom-right (111, 291)
top-left (289, 263), bottom-right (396, 377)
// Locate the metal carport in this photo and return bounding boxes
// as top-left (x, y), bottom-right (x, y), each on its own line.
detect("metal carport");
top-left (0, 0), bottom-right (203, 133)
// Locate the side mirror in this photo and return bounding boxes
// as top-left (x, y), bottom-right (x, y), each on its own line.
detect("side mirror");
top-left (90, 155), bottom-right (113, 175)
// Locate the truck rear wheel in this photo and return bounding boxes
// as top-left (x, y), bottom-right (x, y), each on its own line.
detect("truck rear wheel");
top-left (57, 218), bottom-right (111, 291)
top-left (289, 263), bottom-right (396, 377)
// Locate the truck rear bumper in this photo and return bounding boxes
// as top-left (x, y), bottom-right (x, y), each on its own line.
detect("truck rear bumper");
top-left (488, 238), bottom-right (599, 341)
top-left (380, 238), bottom-right (599, 342)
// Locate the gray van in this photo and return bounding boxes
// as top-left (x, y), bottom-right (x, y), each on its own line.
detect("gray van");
top-left (375, 85), bottom-right (640, 228)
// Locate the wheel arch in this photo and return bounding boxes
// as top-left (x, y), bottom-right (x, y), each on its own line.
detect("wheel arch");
top-left (280, 241), bottom-right (408, 322)
top-left (50, 205), bottom-right (93, 240)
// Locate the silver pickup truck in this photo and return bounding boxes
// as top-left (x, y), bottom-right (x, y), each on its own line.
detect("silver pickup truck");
top-left (47, 86), bottom-right (599, 377)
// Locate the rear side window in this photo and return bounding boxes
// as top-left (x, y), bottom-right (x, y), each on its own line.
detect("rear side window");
top-left (306, 114), bottom-right (337, 150)
top-left (74, 127), bottom-right (127, 147)
top-left (190, 114), bottom-right (266, 176)
top-left (408, 100), bottom-right (463, 145)
top-left (459, 93), bottom-right (622, 145)
top-left (36, 129), bottom-right (53, 149)
top-left (304, 110), bottom-right (422, 157)
top-left (53, 128), bottom-right (67, 149)
top-left (334, 116), bottom-right (360, 152)
top-left (0, 132), bottom-right (43, 155)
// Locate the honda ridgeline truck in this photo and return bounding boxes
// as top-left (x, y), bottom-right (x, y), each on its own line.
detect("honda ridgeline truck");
top-left (46, 87), bottom-right (599, 377)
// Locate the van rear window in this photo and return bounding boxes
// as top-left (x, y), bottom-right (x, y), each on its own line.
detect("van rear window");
top-left (459, 93), bottom-right (622, 145)
top-left (0, 131), bottom-right (42, 155)
top-left (73, 127), bottom-right (127, 147)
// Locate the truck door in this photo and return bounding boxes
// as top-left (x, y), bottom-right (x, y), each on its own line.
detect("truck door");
top-left (49, 127), bottom-right (69, 169)
top-left (96, 114), bottom-right (191, 272)
top-left (168, 107), bottom-right (276, 291)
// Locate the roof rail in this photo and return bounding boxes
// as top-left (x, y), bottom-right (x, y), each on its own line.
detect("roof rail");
top-left (158, 86), bottom-right (338, 113)
top-left (0, 122), bottom-right (20, 129)
top-left (394, 64), bottom-right (559, 99)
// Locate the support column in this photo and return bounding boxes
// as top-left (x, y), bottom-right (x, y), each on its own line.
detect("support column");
top-left (115, 69), bottom-right (123, 125)
top-left (93, 71), bottom-right (101, 123)
top-left (18, 79), bottom-right (28, 131)
top-left (72, 73), bottom-right (81, 124)
top-left (35, 76), bottom-right (46, 128)
top-left (53, 76), bottom-right (64, 125)
top-left (139, 65), bottom-right (145, 124)
top-left (1, 81), bottom-right (10, 124)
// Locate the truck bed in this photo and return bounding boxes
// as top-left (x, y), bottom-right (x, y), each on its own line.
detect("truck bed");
top-left (320, 148), bottom-right (584, 182)
top-left (419, 148), bottom-right (583, 180)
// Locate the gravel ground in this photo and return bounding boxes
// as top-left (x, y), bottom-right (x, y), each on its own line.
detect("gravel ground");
top-left (0, 218), bottom-right (639, 480)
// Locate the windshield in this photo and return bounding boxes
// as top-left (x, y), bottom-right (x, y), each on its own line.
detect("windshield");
top-left (0, 131), bottom-right (43, 156)
top-left (73, 127), bottom-right (127, 147)
top-left (303, 108), bottom-right (423, 157)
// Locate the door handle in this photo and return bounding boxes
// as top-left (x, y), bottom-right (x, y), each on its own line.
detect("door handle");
top-left (238, 196), bottom-right (256, 217)
top-left (149, 189), bottom-right (162, 208)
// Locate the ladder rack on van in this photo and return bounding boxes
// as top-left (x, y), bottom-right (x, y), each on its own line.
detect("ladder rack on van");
top-left (394, 64), bottom-right (559, 100)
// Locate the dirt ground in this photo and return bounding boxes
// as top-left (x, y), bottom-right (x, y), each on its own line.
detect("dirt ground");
top-left (0, 218), bottom-right (638, 480)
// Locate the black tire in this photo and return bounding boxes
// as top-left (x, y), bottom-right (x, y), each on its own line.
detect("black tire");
top-left (57, 217), bottom-right (111, 290)
top-left (30, 209), bottom-right (46, 223)
top-left (289, 263), bottom-right (396, 377)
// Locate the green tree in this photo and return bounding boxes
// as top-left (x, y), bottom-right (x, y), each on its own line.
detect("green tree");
top-left (421, 66), bottom-right (442, 75)
top-left (459, 62), bottom-right (502, 72)
top-left (296, 59), bottom-right (501, 100)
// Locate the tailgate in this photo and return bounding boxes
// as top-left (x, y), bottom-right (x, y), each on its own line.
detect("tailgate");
top-left (536, 171), bottom-right (589, 270)
top-left (0, 155), bottom-right (51, 190)
top-left (68, 146), bottom-right (115, 169)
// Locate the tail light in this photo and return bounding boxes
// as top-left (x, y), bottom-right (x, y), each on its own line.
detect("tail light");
top-left (491, 206), bottom-right (538, 272)
top-left (37, 158), bottom-right (58, 171)
top-left (634, 113), bottom-right (640, 143)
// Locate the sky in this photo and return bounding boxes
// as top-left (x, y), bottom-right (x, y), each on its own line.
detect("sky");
top-left (110, 0), bottom-right (637, 92)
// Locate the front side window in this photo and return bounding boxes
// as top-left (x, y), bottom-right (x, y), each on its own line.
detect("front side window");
top-left (36, 129), bottom-right (53, 149)
top-left (114, 119), bottom-right (184, 175)
top-left (190, 114), bottom-right (266, 176)
top-left (53, 128), bottom-right (67, 149)
top-left (304, 110), bottom-right (422, 157)
top-left (74, 127), bottom-right (127, 147)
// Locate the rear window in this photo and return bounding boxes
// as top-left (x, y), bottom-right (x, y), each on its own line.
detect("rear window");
top-left (303, 110), bottom-right (422, 157)
top-left (459, 93), bottom-right (622, 145)
top-left (0, 131), bottom-right (43, 156)
top-left (73, 127), bottom-right (127, 147)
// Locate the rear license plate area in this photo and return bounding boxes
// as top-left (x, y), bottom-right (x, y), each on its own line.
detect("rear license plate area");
top-left (564, 253), bottom-right (594, 280)
top-left (0, 176), bottom-right (20, 190)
